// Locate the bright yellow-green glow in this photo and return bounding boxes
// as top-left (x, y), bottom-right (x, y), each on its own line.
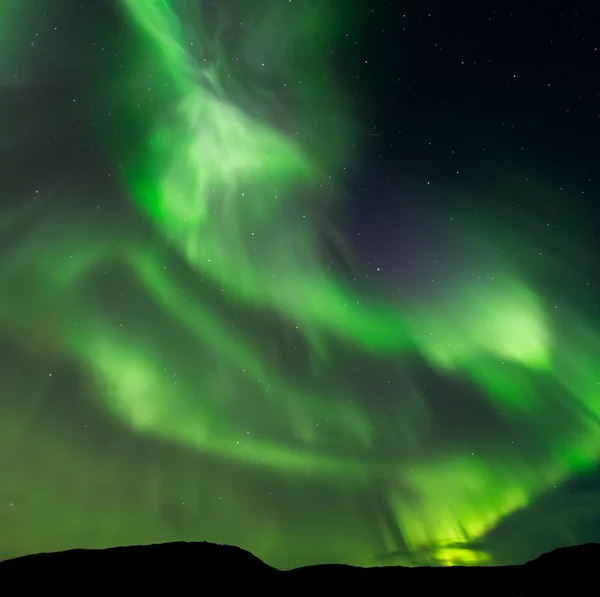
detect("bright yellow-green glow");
top-left (394, 456), bottom-right (533, 552)
top-left (434, 547), bottom-right (490, 567)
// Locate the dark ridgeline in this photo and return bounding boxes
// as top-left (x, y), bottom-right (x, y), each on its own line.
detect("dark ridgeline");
top-left (0, 541), bottom-right (598, 594)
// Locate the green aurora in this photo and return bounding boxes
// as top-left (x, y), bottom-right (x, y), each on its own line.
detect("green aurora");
top-left (1, 0), bottom-right (599, 569)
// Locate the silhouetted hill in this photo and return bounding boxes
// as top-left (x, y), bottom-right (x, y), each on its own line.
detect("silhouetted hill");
top-left (0, 540), bottom-right (597, 594)
top-left (527, 542), bottom-right (600, 569)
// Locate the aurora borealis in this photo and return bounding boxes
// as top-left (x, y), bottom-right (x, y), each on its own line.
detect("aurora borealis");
top-left (1, 0), bottom-right (599, 570)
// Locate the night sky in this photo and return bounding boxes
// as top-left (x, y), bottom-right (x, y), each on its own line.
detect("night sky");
top-left (1, 0), bottom-right (599, 570)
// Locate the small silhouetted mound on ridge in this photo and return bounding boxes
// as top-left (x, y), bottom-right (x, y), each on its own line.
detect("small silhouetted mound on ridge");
top-left (1, 541), bottom-right (599, 595)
